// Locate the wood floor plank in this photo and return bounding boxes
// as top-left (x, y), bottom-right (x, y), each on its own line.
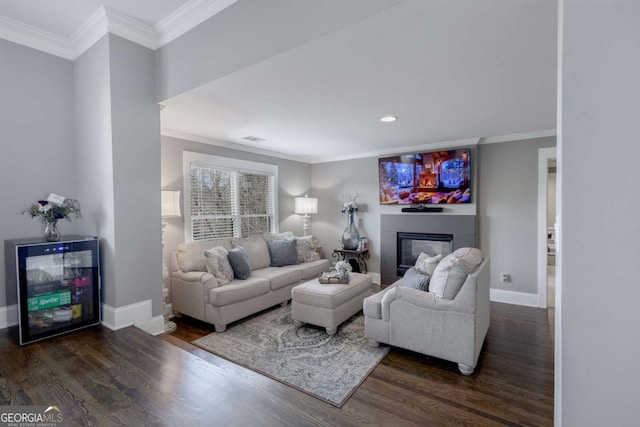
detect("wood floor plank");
top-left (0, 301), bottom-right (553, 426)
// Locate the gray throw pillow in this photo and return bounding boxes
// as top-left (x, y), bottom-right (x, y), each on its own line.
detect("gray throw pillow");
top-left (267, 239), bottom-right (299, 267)
top-left (399, 267), bottom-right (430, 291)
top-left (227, 246), bottom-right (251, 280)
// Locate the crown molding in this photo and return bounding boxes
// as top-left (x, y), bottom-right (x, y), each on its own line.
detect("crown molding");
top-left (69, 6), bottom-right (109, 59)
top-left (156, 0), bottom-right (238, 46)
top-left (0, 14), bottom-right (74, 60)
top-left (161, 128), bottom-right (313, 164)
top-left (103, 6), bottom-right (158, 50)
top-left (0, 0), bottom-right (237, 60)
top-left (479, 129), bottom-right (557, 145)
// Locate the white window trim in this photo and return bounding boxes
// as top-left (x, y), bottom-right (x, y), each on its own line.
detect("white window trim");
top-left (183, 151), bottom-right (279, 242)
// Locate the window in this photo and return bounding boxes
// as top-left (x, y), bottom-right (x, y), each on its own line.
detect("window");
top-left (183, 152), bottom-right (278, 241)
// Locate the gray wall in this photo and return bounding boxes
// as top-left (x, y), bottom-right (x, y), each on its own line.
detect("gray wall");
top-left (478, 137), bottom-right (555, 294)
top-left (561, 1), bottom-right (640, 425)
top-left (108, 35), bottom-right (163, 312)
top-left (161, 135), bottom-right (311, 272)
top-left (74, 35), bottom-right (117, 307)
top-left (0, 39), bottom-right (76, 308)
top-left (74, 35), bottom-right (163, 315)
top-left (155, 0), bottom-right (405, 100)
top-left (311, 157), bottom-right (381, 275)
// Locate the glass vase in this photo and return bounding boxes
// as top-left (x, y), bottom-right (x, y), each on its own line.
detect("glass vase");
top-left (341, 211), bottom-right (360, 250)
top-left (44, 221), bottom-right (60, 242)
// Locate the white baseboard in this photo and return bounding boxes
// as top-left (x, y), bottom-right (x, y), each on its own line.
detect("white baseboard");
top-left (0, 305), bottom-right (18, 329)
top-left (102, 300), bottom-right (165, 336)
top-left (367, 272), bottom-right (381, 285)
top-left (490, 288), bottom-right (539, 307)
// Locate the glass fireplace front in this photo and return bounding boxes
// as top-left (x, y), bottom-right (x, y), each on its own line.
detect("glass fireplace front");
top-left (397, 232), bottom-right (453, 276)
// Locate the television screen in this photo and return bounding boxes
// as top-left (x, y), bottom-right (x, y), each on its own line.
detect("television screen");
top-left (378, 148), bottom-right (471, 205)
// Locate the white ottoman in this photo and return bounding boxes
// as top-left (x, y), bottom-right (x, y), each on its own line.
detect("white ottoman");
top-left (291, 272), bottom-right (373, 335)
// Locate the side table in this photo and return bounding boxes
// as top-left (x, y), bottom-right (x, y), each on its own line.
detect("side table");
top-left (332, 248), bottom-right (370, 274)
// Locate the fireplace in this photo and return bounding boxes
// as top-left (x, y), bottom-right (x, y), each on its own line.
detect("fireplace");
top-left (380, 214), bottom-right (476, 284)
top-left (396, 232), bottom-right (453, 276)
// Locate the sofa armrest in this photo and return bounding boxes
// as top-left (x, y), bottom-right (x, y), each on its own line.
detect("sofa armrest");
top-left (171, 270), bottom-right (220, 302)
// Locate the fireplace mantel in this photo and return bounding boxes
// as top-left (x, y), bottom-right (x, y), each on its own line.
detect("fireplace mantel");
top-left (380, 214), bottom-right (476, 285)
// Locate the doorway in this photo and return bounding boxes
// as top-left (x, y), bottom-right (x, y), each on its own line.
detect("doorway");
top-left (537, 147), bottom-right (557, 308)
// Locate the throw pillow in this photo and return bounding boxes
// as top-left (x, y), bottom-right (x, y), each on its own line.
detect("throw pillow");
top-left (295, 235), bottom-right (320, 263)
top-left (203, 246), bottom-right (234, 285)
top-left (414, 252), bottom-right (442, 276)
top-left (227, 246), bottom-right (252, 280)
top-left (231, 235), bottom-right (271, 270)
top-left (429, 248), bottom-right (483, 299)
top-left (266, 239), bottom-right (299, 267)
top-left (399, 267), bottom-right (430, 291)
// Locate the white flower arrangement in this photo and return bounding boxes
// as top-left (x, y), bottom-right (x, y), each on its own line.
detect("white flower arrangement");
top-left (334, 260), bottom-right (352, 273)
top-left (341, 192), bottom-right (360, 214)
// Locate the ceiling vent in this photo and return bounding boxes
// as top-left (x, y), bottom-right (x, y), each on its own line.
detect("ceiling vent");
top-left (242, 136), bottom-right (265, 142)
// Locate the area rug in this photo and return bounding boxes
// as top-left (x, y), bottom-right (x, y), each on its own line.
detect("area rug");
top-left (192, 305), bottom-right (389, 407)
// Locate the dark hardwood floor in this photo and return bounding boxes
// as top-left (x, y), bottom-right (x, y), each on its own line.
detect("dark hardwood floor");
top-left (0, 302), bottom-right (553, 426)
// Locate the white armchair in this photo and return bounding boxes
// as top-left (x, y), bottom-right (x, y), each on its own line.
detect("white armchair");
top-left (364, 256), bottom-right (490, 375)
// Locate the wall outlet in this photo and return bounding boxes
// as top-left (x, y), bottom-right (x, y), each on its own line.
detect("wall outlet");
top-left (500, 273), bottom-right (511, 283)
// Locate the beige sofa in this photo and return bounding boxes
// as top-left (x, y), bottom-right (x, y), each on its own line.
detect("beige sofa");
top-left (364, 249), bottom-right (489, 375)
top-left (171, 234), bottom-right (329, 332)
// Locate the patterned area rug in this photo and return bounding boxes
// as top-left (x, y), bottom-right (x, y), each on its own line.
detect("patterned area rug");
top-left (192, 304), bottom-right (389, 407)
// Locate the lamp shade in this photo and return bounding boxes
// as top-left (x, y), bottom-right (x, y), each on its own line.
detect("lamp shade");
top-left (161, 190), bottom-right (181, 218)
top-left (294, 196), bottom-right (318, 215)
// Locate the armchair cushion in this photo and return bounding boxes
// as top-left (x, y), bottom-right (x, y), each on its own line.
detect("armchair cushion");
top-left (429, 248), bottom-right (482, 299)
top-left (399, 267), bottom-right (430, 291)
top-left (414, 253), bottom-right (442, 276)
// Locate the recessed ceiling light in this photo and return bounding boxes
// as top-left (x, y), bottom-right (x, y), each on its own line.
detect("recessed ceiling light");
top-left (242, 136), bottom-right (265, 142)
top-left (380, 115), bottom-right (398, 123)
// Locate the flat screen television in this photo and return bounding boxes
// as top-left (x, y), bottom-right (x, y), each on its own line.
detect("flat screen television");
top-left (378, 148), bottom-right (471, 205)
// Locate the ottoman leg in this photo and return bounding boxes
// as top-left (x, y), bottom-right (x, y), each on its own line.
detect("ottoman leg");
top-left (293, 320), bottom-right (303, 327)
top-left (326, 327), bottom-right (337, 335)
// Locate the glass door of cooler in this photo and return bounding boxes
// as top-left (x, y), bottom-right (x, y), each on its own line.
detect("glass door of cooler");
top-left (16, 238), bottom-right (101, 344)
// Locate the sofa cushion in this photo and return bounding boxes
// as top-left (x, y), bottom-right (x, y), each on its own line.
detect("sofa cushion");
top-left (176, 239), bottom-right (232, 272)
top-left (232, 235), bottom-right (271, 270)
top-left (251, 266), bottom-right (302, 290)
top-left (399, 267), bottom-right (430, 291)
top-left (263, 231), bottom-right (295, 241)
top-left (227, 246), bottom-right (252, 280)
top-left (208, 277), bottom-right (270, 306)
top-left (203, 246), bottom-right (234, 285)
top-left (266, 239), bottom-right (299, 267)
top-left (414, 253), bottom-right (442, 276)
top-left (429, 248), bottom-right (483, 299)
top-left (295, 235), bottom-right (320, 263)
top-left (297, 259), bottom-right (331, 280)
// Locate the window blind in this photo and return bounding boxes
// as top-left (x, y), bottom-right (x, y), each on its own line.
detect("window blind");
top-left (189, 164), bottom-right (276, 241)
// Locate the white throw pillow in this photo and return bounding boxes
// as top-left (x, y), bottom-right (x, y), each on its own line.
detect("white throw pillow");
top-left (203, 246), bottom-right (234, 286)
top-left (414, 253), bottom-right (442, 276)
top-left (429, 248), bottom-right (483, 299)
top-left (295, 235), bottom-right (320, 263)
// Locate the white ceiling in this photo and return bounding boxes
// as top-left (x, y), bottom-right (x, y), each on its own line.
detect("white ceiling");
top-left (0, 0), bottom-right (558, 164)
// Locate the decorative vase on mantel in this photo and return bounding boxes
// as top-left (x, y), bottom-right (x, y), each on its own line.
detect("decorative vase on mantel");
top-left (44, 221), bottom-right (60, 242)
top-left (342, 211), bottom-right (360, 250)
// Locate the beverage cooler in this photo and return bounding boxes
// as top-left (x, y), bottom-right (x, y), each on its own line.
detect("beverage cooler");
top-left (5, 236), bottom-right (101, 345)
